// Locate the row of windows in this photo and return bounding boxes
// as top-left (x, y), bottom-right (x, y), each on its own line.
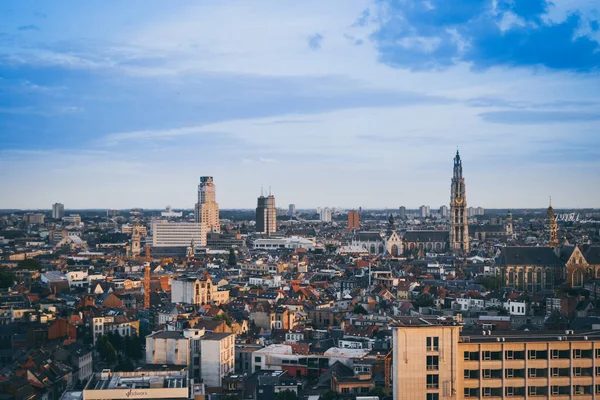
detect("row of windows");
top-left (341, 387), bottom-right (371, 394)
top-left (464, 385), bottom-right (600, 397)
top-left (464, 348), bottom-right (599, 361)
top-left (464, 366), bottom-right (600, 379)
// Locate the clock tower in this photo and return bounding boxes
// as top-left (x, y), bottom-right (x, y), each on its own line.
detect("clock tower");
top-left (449, 150), bottom-right (469, 254)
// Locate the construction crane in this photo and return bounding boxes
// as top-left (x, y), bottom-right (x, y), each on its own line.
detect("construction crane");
top-left (384, 348), bottom-right (393, 394)
top-left (143, 244), bottom-right (151, 309)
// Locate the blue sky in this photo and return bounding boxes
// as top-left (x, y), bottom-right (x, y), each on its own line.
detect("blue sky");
top-left (1, 0), bottom-right (599, 209)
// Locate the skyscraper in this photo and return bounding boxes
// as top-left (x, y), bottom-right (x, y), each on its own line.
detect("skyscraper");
top-left (288, 204), bottom-right (296, 217)
top-left (449, 150), bottom-right (469, 254)
top-left (347, 210), bottom-right (359, 231)
top-left (52, 203), bottom-right (64, 220)
top-left (256, 193), bottom-right (276, 235)
top-left (439, 205), bottom-right (448, 218)
top-left (419, 205), bottom-right (429, 218)
top-left (398, 206), bottom-right (406, 220)
top-left (194, 176), bottom-right (220, 234)
top-left (320, 207), bottom-right (332, 222)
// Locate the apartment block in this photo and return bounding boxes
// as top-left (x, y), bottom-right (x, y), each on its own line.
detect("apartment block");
top-left (393, 316), bottom-right (600, 400)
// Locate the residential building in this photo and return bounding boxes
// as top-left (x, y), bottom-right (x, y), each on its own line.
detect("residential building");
top-left (320, 207), bottom-right (332, 222)
top-left (256, 193), bottom-right (277, 235)
top-left (152, 220), bottom-right (205, 247)
top-left (52, 203), bottom-right (65, 219)
top-left (146, 329), bottom-right (204, 379)
top-left (24, 213), bottom-right (45, 225)
top-left (200, 332), bottom-right (235, 388)
top-left (253, 237), bottom-right (315, 251)
top-left (63, 214), bottom-right (82, 224)
top-left (91, 314), bottom-right (140, 344)
top-left (399, 206), bottom-right (406, 219)
top-left (347, 211), bottom-right (359, 231)
top-left (171, 275), bottom-right (230, 305)
top-left (439, 205), bottom-right (448, 218)
top-left (194, 176), bottom-right (220, 235)
top-left (393, 317), bottom-right (600, 400)
top-left (288, 204), bottom-right (296, 217)
top-left (419, 205), bottom-right (429, 218)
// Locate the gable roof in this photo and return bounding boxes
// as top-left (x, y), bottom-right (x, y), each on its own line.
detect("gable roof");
top-left (497, 246), bottom-right (564, 267)
top-left (403, 230), bottom-right (450, 242)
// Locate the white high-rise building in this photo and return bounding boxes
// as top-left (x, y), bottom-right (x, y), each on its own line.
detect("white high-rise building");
top-left (52, 203), bottom-right (64, 219)
top-left (194, 176), bottom-right (220, 235)
top-left (152, 220), bottom-right (205, 247)
top-left (320, 207), bottom-right (332, 222)
top-left (200, 333), bottom-right (235, 388)
top-left (419, 205), bottom-right (430, 218)
top-left (439, 205), bottom-right (449, 218)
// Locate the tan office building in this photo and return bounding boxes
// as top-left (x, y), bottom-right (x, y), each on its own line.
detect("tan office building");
top-left (393, 317), bottom-right (600, 400)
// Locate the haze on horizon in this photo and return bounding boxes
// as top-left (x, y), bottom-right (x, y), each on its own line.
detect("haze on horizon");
top-left (1, 1), bottom-right (599, 210)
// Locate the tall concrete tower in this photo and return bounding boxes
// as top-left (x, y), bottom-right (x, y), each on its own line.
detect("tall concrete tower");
top-left (194, 176), bottom-right (220, 240)
top-left (256, 192), bottom-right (277, 235)
top-left (449, 150), bottom-right (469, 254)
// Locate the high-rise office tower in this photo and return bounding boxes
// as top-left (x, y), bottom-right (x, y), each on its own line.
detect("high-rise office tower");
top-left (398, 206), bottom-right (406, 220)
top-left (194, 176), bottom-right (220, 234)
top-left (419, 205), bottom-right (429, 218)
top-left (288, 204), bottom-right (296, 217)
top-left (256, 193), bottom-right (276, 235)
top-left (449, 150), bottom-right (469, 254)
top-left (347, 210), bottom-right (360, 231)
top-left (52, 203), bottom-right (64, 220)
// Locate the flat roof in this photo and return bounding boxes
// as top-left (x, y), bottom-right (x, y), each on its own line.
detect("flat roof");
top-left (460, 330), bottom-right (600, 344)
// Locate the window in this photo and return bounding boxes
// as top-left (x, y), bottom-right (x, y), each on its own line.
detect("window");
top-left (551, 386), bottom-right (559, 395)
top-left (341, 388), bottom-right (349, 394)
top-left (506, 369), bottom-right (514, 378)
top-left (596, 385), bottom-right (600, 395)
top-left (574, 367), bottom-right (582, 377)
top-left (528, 350), bottom-right (536, 360)
top-left (483, 369), bottom-right (491, 379)
top-left (596, 349), bottom-right (600, 358)
top-left (574, 386), bottom-right (583, 395)
top-left (463, 369), bottom-right (469, 379)
top-left (574, 349), bottom-right (582, 359)
top-left (483, 387), bottom-right (491, 397)
top-left (596, 366), bottom-right (600, 376)
top-left (505, 387), bottom-right (514, 397)
top-left (528, 387), bottom-right (537, 396)
top-left (426, 394), bottom-right (439, 400)
top-left (551, 349), bottom-right (559, 359)
top-left (427, 337), bottom-right (439, 351)
top-left (427, 356), bottom-right (439, 371)
top-left (505, 350), bottom-right (514, 360)
top-left (528, 369), bottom-right (536, 378)
top-left (483, 351), bottom-right (491, 361)
top-left (426, 374), bottom-right (439, 389)
top-left (254, 356), bottom-right (261, 363)
top-left (551, 368), bottom-right (559, 377)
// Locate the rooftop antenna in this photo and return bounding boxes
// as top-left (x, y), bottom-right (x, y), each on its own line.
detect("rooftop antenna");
top-left (549, 196), bottom-right (552, 207)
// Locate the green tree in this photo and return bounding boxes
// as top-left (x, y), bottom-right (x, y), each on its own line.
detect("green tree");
top-left (228, 248), bottom-right (237, 266)
top-left (352, 305), bottom-right (369, 315)
top-left (96, 336), bottom-right (117, 364)
top-left (369, 386), bottom-right (387, 397)
top-left (276, 390), bottom-right (298, 400)
top-left (0, 268), bottom-right (15, 289)
top-left (115, 355), bottom-right (135, 372)
top-left (124, 335), bottom-right (144, 360)
top-left (16, 258), bottom-right (42, 270)
top-left (319, 391), bottom-right (341, 400)
top-left (414, 293), bottom-right (435, 308)
top-left (475, 275), bottom-right (502, 291)
top-left (214, 312), bottom-right (233, 327)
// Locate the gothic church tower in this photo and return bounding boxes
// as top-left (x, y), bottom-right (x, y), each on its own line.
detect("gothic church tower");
top-left (449, 150), bottom-right (469, 254)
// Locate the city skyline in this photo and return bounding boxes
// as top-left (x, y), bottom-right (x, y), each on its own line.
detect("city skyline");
top-left (2, 1), bottom-right (600, 209)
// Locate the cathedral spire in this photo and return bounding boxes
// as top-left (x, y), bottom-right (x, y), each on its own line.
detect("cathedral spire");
top-left (450, 150), bottom-right (469, 254)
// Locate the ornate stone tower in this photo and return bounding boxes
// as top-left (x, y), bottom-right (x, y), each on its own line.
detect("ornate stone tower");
top-left (506, 210), bottom-right (514, 237)
top-left (449, 150), bottom-right (469, 254)
top-left (131, 225), bottom-right (142, 257)
top-left (546, 197), bottom-right (559, 247)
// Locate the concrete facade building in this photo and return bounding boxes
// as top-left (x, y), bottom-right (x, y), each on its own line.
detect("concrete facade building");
top-left (145, 329), bottom-right (204, 379)
top-left (24, 213), bottom-right (45, 225)
top-left (288, 204), bottom-right (296, 217)
top-left (320, 207), bottom-right (332, 222)
top-left (171, 275), bottom-right (229, 305)
top-left (439, 205), bottom-right (449, 218)
top-left (152, 220), bottom-right (205, 247)
top-left (194, 176), bottom-right (220, 236)
top-left (256, 194), bottom-right (277, 235)
top-left (200, 332), bottom-right (235, 388)
top-left (399, 206), bottom-right (407, 219)
top-left (52, 203), bottom-right (65, 219)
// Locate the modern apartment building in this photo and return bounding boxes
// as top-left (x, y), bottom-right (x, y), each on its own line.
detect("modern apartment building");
top-left (92, 314), bottom-right (140, 344)
top-left (146, 329), bottom-right (204, 379)
top-left (152, 220), bottom-right (205, 247)
top-left (200, 332), bottom-right (235, 388)
top-left (256, 194), bottom-right (277, 235)
top-left (393, 316), bottom-right (600, 400)
top-left (348, 210), bottom-right (360, 231)
top-left (52, 203), bottom-right (65, 219)
top-left (171, 275), bottom-right (230, 305)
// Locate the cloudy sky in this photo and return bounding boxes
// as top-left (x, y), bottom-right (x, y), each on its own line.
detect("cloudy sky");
top-left (1, 0), bottom-right (599, 210)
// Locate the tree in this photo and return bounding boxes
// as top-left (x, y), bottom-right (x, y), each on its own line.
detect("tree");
top-left (16, 258), bottom-right (42, 270)
top-left (0, 268), bottom-right (15, 289)
top-left (124, 335), bottom-right (144, 360)
top-left (214, 312), bottom-right (233, 327)
top-left (414, 293), bottom-right (435, 308)
top-left (369, 387), bottom-right (387, 397)
top-left (276, 390), bottom-right (298, 400)
top-left (476, 275), bottom-right (502, 291)
top-left (319, 391), bottom-right (340, 400)
top-left (96, 336), bottom-right (117, 364)
top-left (353, 305), bottom-right (369, 315)
top-left (115, 355), bottom-right (135, 372)
top-left (228, 248), bottom-right (237, 266)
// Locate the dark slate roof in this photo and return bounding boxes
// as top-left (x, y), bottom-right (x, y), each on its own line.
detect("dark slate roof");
top-left (558, 245), bottom-right (576, 262)
top-left (496, 247), bottom-right (564, 267)
top-left (356, 232), bottom-right (382, 242)
top-left (469, 224), bottom-right (505, 233)
top-left (583, 246), bottom-right (600, 265)
top-left (403, 230), bottom-right (450, 242)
